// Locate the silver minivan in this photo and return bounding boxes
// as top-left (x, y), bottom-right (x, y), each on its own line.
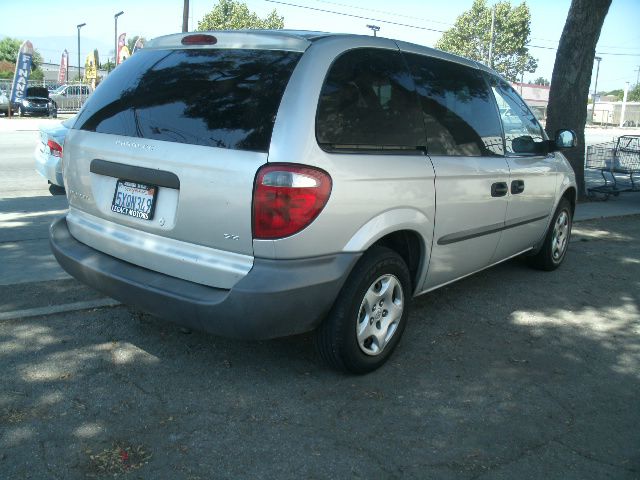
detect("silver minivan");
top-left (50, 31), bottom-right (577, 373)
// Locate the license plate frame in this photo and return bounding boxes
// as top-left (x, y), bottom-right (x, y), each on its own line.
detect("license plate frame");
top-left (111, 179), bottom-right (158, 221)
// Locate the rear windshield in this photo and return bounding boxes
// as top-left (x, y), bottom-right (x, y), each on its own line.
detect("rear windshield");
top-left (74, 48), bottom-right (301, 152)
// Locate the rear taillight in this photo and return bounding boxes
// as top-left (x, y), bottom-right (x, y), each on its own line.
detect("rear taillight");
top-left (253, 164), bottom-right (332, 240)
top-left (47, 139), bottom-right (63, 158)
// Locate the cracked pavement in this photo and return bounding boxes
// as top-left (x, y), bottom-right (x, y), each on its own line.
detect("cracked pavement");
top-left (0, 214), bottom-right (638, 478)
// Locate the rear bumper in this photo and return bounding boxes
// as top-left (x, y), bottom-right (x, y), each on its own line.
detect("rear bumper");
top-left (34, 147), bottom-right (64, 186)
top-left (50, 216), bottom-right (360, 340)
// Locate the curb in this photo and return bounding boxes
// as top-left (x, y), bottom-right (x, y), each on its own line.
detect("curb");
top-left (0, 298), bottom-right (121, 321)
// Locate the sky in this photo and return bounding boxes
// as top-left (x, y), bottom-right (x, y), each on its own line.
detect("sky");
top-left (1, 0), bottom-right (639, 92)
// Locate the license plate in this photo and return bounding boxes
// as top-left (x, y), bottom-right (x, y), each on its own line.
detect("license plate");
top-left (111, 180), bottom-right (157, 220)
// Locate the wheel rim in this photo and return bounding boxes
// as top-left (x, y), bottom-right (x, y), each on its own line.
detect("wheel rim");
top-left (551, 210), bottom-right (570, 262)
top-left (356, 274), bottom-right (404, 356)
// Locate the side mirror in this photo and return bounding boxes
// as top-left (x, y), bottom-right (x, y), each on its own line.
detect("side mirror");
top-left (555, 129), bottom-right (577, 149)
top-left (512, 135), bottom-right (537, 154)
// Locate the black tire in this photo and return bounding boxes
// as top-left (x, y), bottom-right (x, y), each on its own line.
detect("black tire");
top-left (527, 198), bottom-right (572, 271)
top-left (315, 246), bottom-right (411, 374)
top-left (48, 184), bottom-right (65, 195)
top-left (18, 106), bottom-right (24, 117)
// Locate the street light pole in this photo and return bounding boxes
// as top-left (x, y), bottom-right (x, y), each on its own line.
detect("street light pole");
top-left (591, 56), bottom-right (602, 123)
top-left (77, 23), bottom-right (86, 82)
top-left (114, 11), bottom-right (124, 68)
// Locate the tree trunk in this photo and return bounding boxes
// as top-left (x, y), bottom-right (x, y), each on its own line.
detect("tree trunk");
top-left (545, 0), bottom-right (611, 199)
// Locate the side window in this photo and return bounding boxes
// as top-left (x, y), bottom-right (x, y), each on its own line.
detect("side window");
top-left (405, 53), bottom-right (503, 157)
top-left (489, 76), bottom-right (546, 155)
top-left (316, 48), bottom-right (425, 150)
top-left (68, 86), bottom-right (78, 96)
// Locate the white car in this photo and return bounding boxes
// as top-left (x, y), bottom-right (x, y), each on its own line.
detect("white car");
top-left (0, 89), bottom-right (12, 116)
top-left (34, 117), bottom-right (75, 191)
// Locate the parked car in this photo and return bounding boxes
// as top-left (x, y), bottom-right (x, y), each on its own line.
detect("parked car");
top-left (50, 84), bottom-right (93, 111)
top-left (50, 31), bottom-right (577, 373)
top-left (34, 116), bottom-right (75, 192)
top-left (0, 89), bottom-right (12, 116)
top-left (13, 86), bottom-right (57, 117)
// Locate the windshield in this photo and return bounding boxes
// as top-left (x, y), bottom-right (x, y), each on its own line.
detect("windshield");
top-left (53, 86), bottom-right (66, 94)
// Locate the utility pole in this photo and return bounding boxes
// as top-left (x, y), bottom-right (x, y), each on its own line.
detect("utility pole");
top-left (367, 24), bottom-right (380, 37)
top-left (636, 65), bottom-right (640, 86)
top-left (182, 0), bottom-right (189, 32)
top-left (114, 11), bottom-right (124, 67)
top-left (620, 82), bottom-right (629, 127)
top-left (591, 56), bottom-right (602, 123)
top-left (488, 6), bottom-right (495, 68)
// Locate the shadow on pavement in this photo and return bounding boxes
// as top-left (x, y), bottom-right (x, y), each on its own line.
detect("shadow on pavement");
top-left (0, 217), bottom-right (638, 479)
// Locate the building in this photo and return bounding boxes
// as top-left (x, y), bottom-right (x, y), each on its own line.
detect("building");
top-left (511, 82), bottom-right (550, 121)
top-left (588, 101), bottom-right (640, 127)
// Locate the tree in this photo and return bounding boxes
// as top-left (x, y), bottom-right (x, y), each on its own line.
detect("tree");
top-left (530, 77), bottom-right (550, 86)
top-left (605, 88), bottom-right (623, 101)
top-left (628, 84), bottom-right (640, 102)
top-left (197, 0), bottom-right (284, 30)
top-left (435, 0), bottom-right (537, 81)
top-left (545, 0), bottom-right (612, 198)
top-left (0, 37), bottom-right (43, 70)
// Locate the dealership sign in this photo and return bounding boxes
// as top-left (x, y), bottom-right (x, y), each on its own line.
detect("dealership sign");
top-left (10, 40), bottom-right (34, 104)
top-left (58, 49), bottom-right (68, 84)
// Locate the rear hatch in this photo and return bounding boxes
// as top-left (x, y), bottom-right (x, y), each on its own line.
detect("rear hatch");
top-left (64, 32), bottom-right (306, 288)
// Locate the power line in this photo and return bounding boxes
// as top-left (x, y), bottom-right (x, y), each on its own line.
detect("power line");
top-left (528, 44), bottom-right (640, 57)
top-left (267, 0), bottom-right (640, 58)
top-left (307, 0), bottom-right (455, 27)
top-left (264, 0), bottom-right (448, 34)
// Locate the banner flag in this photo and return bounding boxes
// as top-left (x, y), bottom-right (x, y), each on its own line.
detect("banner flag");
top-left (85, 51), bottom-right (97, 80)
top-left (58, 49), bottom-right (68, 84)
top-left (10, 40), bottom-right (34, 104)
top-left (117, 33), bottom-right (126, 65)
top-left (118, 46), bottom-right (130, 64)
top-left (132, 37), bottom-right (144, 54)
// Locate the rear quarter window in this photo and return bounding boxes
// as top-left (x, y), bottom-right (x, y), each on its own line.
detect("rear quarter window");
top-left (74, 48), bottom-right (301, 152)
top-left (316, 48), bottom-right (425, 151)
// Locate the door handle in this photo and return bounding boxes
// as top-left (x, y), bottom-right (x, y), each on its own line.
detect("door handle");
top-left (511, 180), bottom-right (525, 194)
top-left (491, 182), bottom-right (508, 197)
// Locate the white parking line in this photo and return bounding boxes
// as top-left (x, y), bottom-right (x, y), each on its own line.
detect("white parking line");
top-left (0, 298), bottom-right (121, 321)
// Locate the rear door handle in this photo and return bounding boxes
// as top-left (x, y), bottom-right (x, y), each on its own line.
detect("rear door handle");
top-left (511, 180), bottom-right (525, 194)
top-left (491, 182), bottom-right (508, 197)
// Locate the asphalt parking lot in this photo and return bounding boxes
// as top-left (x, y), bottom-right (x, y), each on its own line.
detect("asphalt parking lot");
top-left (1, 214), bottom-right (639, 479)
top-left (1, 117), bottom-right (639, 478)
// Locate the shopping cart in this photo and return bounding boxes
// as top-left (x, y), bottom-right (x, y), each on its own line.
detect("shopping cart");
top-left (586, 135), bottom-right (640, 198)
